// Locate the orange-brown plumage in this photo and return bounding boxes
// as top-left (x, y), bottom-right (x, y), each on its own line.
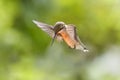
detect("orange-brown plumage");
top-left (58, 29), bottom-right (75, 48)
top-left (33, 20), bottom-right (88, 52)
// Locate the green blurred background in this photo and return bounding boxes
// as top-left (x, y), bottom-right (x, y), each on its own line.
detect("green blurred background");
top-left (0, 0), bottom-right (120, 80)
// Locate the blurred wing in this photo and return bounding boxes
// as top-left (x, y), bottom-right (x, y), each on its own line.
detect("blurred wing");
top-left (32, 20), bottom-right (54, 38)
top-left (66, 24), bottom-right (88, 52)
top-left (65, 24), bottom-right (78, 41)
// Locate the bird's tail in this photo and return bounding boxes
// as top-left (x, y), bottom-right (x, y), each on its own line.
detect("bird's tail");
top-left (75, 38), bottom-right (89, 52)
top-left (75, 44), bottom-right (89, 52)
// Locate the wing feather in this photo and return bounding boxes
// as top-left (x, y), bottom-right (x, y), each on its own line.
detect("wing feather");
top-left (65, 24), bottom-right (88, 52)
top-left (32, 20), bottom-right (54, 38)
top-left (65, 24), bottom-right (78, 41)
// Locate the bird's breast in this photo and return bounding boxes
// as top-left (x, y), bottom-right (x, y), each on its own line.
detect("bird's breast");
top-left (58, 30), bottom-right (76, 48)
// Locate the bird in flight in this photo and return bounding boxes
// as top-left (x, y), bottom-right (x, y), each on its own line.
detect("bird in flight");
top-left (32, 20), bottom-right (88, 52)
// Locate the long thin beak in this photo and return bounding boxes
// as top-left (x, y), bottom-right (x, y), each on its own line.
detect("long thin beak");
top-left (50, 34), bottom-right (57, 46)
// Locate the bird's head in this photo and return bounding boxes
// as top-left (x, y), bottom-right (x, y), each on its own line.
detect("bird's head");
top-left (54, 21), bottom-right (65, 33)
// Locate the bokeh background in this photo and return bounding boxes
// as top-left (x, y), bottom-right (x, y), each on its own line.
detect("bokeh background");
top-left (0, 0), bottom-right (120, 80)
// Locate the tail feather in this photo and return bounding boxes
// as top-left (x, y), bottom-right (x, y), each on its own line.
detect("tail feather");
top-left (75, 44), bottom-right (89, 52)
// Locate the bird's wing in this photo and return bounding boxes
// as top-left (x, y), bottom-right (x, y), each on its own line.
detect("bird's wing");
top-left (65, 24), bottom-right (78, 41)
top-left (32, 20), bottom-right (54, 38)
top-left (65, 24), bottom-right (88, 52)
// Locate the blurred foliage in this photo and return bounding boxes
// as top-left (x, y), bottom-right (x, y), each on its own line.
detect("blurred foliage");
top-left (0, 0), bottom-right (120, 80)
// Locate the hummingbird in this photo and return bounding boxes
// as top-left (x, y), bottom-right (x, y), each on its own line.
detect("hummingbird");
top-left (32, 20), bottom-right (88, 52)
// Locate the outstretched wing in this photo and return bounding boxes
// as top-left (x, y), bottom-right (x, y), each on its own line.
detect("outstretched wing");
top-left (65, 24), bottom-right (78, 41)
top-left (65, 24), bottom-right (88, 52)
top-left (32, 20), bottom-right (54, 38)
